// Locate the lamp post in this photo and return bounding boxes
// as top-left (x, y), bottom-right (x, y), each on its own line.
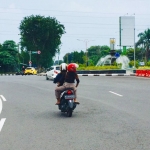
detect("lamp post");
top-left (134, 28), bottom-right (136, 68)
top-left (77, 39), bottom-right (94, 66)
top-left (57, 49), bottom-right (60, 65)
top-left (16, 43), bottom-right (20, 70)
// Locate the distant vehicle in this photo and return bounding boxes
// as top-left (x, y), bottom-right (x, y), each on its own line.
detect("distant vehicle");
top-left (24, 67), bottom-right (37, 75)
top-left (46, 65), bottom-right (60, 80)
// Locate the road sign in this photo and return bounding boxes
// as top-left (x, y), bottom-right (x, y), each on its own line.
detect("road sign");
top-left (32, 51), bottom-right (38, 54)
top-left (37, 50), bottom-right (41, 54)
top-left (115, 53), bottom-right (120, 58)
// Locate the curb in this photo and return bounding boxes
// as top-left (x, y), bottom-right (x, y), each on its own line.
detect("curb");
top-left (37, 73), bottom-right (46, 76)
top-left (0, 74), bottom-right (16, 76)
top-left (77, 74), bottom-right (135, 76)
top-left (0, 73), bottom-right (136, 76)
top-left (0, 74), bottom-right (37, 76)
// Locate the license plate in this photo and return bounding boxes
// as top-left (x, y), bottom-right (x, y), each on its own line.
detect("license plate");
top-left (65, 95), bottom-right (75, 99)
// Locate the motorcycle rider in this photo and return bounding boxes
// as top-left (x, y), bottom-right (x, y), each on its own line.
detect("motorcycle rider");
top-left (55, 63), bottom-right (80, 105)
top-left (53, 63), bottom-right (68, 87)
top-left (22, 66), bottom-right (25, 75)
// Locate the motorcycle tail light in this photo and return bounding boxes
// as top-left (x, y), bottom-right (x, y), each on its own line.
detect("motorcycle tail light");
top-left (54, 70), bottom-right (58, 74)
top-left (67, 90), bottom-right (73, 95)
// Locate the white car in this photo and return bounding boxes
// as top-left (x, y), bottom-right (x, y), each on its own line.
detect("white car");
top-left (46, 65), bottom-right (60, 80)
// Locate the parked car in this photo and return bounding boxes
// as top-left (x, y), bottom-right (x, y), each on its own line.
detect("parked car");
top-left (24, 67), bottom-right (37, 75)
top-left (46, 65), bottom-right (60, 80)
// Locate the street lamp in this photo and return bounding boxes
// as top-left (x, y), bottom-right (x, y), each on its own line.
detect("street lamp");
top-left (77, 39), bottom-right (94, 66)
top-left (134, 28), bottom-right (135, 68)
top-left (57, 49), bottom-right (60, 65)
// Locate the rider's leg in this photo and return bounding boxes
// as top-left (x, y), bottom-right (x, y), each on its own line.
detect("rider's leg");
top-left (74, 90), bottom-right (80, 104)
top-left (68, 83), bottom-right (80, 104)
top-left (55, 86), bottom-right (65, 105)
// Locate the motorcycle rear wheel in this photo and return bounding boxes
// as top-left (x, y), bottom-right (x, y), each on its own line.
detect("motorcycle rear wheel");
top-left (67, 109), bottom-right (72, 117)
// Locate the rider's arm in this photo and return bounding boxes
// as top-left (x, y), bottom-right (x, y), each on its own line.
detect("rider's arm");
top-left (75, 74), bottom-right (80, 87)
top-left (58, 73), bottom-right (66, 86)
top-left (53, 73), bottom-right (61, 84)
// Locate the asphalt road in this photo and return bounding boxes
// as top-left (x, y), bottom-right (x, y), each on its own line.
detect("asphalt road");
top-left (0, 75), bottom-right (150, 150)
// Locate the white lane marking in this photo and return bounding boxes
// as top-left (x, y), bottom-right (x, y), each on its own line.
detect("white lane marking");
top-left (0, 99), bottom-right (2, 114)
top-left (0, 95), bottom-right (6, 114)
top-left (0, 118), bottom-right (6, 132)
top-left (109, 91), bottom-right (123, 97)
top-left (0, 95), bottom-right (7, 132)
top-left (0, 95), bottom-right (7, 101)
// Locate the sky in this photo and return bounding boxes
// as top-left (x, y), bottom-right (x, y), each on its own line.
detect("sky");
top-left (0, 0), bottom-right (150, 61)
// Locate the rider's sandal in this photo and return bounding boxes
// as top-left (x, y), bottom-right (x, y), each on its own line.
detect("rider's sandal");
top-left (74, 101), bottom-right (80, 104)
top-left (55, 102), bottom-right (60, 105)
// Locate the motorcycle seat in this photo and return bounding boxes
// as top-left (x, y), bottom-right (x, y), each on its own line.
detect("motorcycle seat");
top-left (62, 88), bottom-right (74, 91)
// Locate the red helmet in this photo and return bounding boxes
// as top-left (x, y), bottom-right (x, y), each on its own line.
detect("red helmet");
top-left (67, 63), bottom-right (78, 72)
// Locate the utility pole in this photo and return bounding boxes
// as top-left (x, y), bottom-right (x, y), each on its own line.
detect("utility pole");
top-left (17, 43), bottom-right (20, 70)
top-left (29, 51), bottom-right (32, 66)
top-left (29, 51), bottom-right (31, 62)
top-left (85, 41), bottom-right (88, 66)
top-left (58, 50), bottom-right (60, 65)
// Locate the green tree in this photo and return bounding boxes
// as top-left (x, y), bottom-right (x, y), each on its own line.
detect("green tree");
top-left (126, 48), bottom-right (142, 61)
top-left (88, 46), bottom-right (101, 57)
top-left (136, 28), bottom-right (150, 62)
top-left (0, 40), bottom-right (19, 72)
top-left (63, 45), bottom-right (110, 66)
top-left (88, 46), bottom-right (101, 65)
top-left (63, 50), bottom-right (85, 64)
top-left (72, 51), bottom-right (85, 64)
top-left (0, 44), bottom-right (2, 50)
top-left (19, 15), bottom-right (65, 68)
top-left (126, 48), bottom-right (134, 60)
top-left (100, 45), bottom-right (110, 57)
top-left (87, 45), bottom-right (110, 65)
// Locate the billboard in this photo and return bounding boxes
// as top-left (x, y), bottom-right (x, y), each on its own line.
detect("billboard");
top-left (119, 16), bottom-right (135, 46)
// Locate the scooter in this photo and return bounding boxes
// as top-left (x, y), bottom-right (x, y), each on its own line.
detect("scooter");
top-left (58, 88), bottom-right (78, 117)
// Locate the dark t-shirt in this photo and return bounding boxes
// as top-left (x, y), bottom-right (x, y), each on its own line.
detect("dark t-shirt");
top-left (53, 73), bottom-right (66, 86)
top-left (22, 67), bottom-right (25, 71)
top-left (64, 72), bottom-right (80, 84)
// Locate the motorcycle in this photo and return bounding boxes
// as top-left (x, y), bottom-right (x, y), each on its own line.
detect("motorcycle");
top-left (58, 88), bottom-right (78, 117)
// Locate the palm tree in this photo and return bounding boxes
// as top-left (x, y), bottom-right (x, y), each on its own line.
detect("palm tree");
top-left (136, 28), bottom-right (150, 62)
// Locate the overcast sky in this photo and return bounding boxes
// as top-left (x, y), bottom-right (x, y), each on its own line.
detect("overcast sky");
top-left (0, 0), bottom-right (150, 61)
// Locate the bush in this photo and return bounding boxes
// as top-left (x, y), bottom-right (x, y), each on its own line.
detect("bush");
top-left (138, 66), bottom-right (150, 69)
top-left (129, 60), bottom-right (139, 68)
top-left (146, 61), bottom-right (150, 66)
top-left (77, 65), bottom-right (121, 70)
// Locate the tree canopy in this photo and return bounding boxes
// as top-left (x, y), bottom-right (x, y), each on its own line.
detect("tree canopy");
top-left (136, 28), bottom-right (150, 62)
top-left (63, 50), bottom-right (85, 64)
top-left (0, 40), bottom-right (19, 72)
top-left (87, 45), bottom-right (110, 65)
top-left (19, 15), bottom-right (65, 68)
